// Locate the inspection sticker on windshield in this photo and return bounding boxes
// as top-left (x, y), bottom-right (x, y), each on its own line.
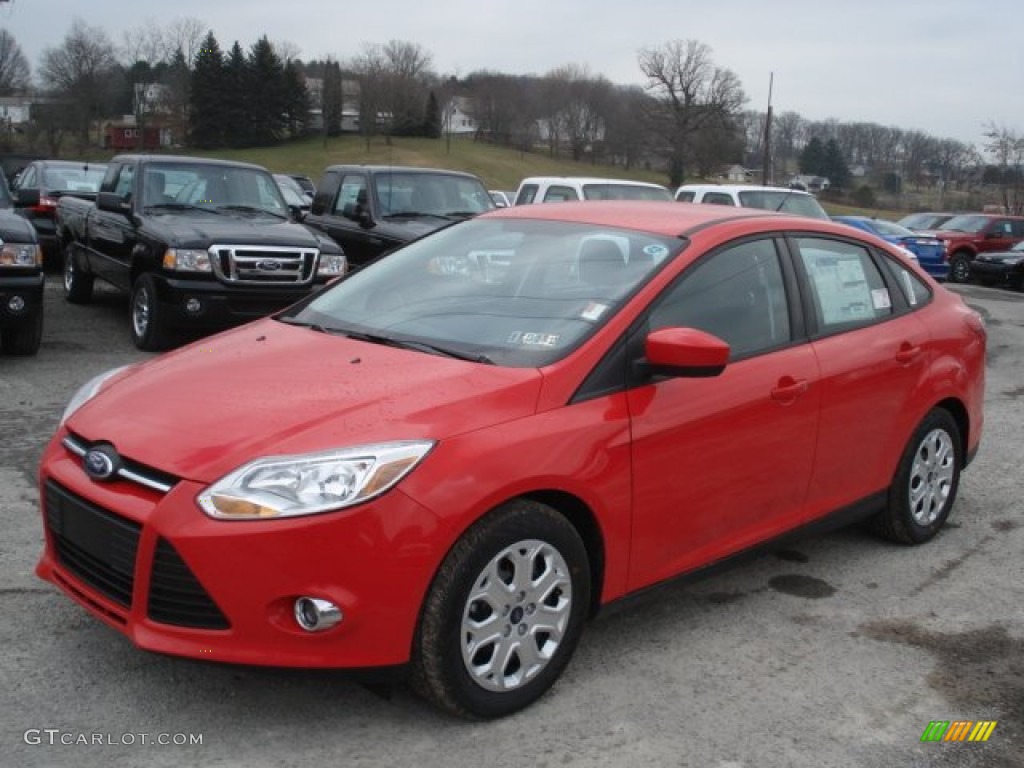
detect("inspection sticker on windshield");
top-left (507, 331), bottom-right (560, 348)
top-left (580, 302), bottom-right (609, 322)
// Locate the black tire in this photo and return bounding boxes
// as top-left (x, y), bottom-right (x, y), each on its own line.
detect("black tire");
top-left (130, 274), bottom-right (173, 351)
top-left (870, 409), bottom-right (962, 545)
top-left (63, 242), bottom-right (94, 304)
top-left (947, 252), bottom-right (972, 284)
top-left (0, 309), bottom-right (43, 356)
top-left (411, 499), bottom-right (590, 719)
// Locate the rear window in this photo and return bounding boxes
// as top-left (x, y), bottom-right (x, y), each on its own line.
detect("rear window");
top-left (581, 184), bottom-right (671, 201)
top-left (737, 190), bottom-right (829, 220)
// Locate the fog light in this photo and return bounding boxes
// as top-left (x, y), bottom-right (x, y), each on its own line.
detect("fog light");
top-left (7, 295), bottom-right (26, 313)
top-left (294, 597), bottom-right (342, 632)
top-left (184, 297), bottom-right (203, 314)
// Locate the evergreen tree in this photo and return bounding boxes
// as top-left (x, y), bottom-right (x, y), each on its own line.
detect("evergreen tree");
top-left (822, 138), bottom-right (851, 189)
top-left (247, 36), bottom-right (287, 145)
top-left (224, 42), bottom-right (252, 147)
top-left (189, 32), bottom-right (226, 148)
top-left (322, 60), bottom-right (343, 137)
top-left (282, 60), bottom-right (311, 138)
top-left (799, 137), bottom-right (826, 175)
top-left (423, 91), bottom-right (441, 139)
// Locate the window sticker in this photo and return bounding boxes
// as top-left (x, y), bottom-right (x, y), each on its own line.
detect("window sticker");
top-left (802, 251), bottom-right (875, 324)
top-left (901, 271), bottom-right (918, 305)
top-left (871, 288), bottom-right (891, 310)
top-left (642, 244), bottom-right (670, 262)
top-left (580, 302), bottom-right (609, 322)
top-left (507, 331), bottom-right (561, 348)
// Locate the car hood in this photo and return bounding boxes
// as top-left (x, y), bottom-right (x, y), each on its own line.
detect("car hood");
top-left (375, 215), bottom-right (459, 240)
top-left (975, 249), bottom-right (1024, 261)
top-left (146, 213), bottom-right (323, 249)
top-left (67, 319), bottom-right (544, 482)
top-left (0, 210), bottom-right (38, 242)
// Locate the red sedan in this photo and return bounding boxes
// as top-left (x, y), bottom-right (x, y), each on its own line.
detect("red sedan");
top-left (37, 202), bottom-right (986, 718)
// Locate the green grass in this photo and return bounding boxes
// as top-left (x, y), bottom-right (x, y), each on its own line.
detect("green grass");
top-left (179, 134), bottom-right (673, 192)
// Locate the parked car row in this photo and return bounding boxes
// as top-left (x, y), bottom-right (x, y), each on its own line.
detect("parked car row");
top-left (0, 169), bottom-right (44, 355)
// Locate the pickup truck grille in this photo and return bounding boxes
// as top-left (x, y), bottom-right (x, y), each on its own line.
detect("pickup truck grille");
top-left (209, 244), bottom-right (319, 285)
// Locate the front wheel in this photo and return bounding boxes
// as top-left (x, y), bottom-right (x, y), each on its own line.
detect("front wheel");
top-left (411, 499), bottom-right (590, 719)
top-left (947, 252), bottom-right (972, 284)
top-left (63, 242), bottom-right (94, 304)
top-left (870, 409), bottom-right (962, 545)
top-left (130, 274), bottom-right (173, 351)
top-left (0, 309), bottom-right (43, 355)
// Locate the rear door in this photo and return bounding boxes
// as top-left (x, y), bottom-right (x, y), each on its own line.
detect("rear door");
top-left (626, 236), bottom-right (821, 590)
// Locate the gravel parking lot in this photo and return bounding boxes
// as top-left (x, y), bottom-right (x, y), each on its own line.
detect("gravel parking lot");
top-left (2, 277), bottom-right (1021, 768)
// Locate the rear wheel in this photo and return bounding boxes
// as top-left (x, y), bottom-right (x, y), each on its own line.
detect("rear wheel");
top-left (947, 252), bottom-right (972, 284)
top-left (63, 242), bottom-right (94, 304)
top-left (411, 499), bottom-right (590, 719)
top-left (0, 309), bottom-right (43, 355)
top-left (130, 274), bottom-right (173, 351)
top-left (870, 409), bottom-right (962, 545)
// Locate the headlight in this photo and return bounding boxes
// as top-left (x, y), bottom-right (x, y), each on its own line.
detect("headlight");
top-left (0, 243), bottom-right (42, 267)
top-left (163, 248), bottom-right (212, 272)
top-left (317, 252), bottom-right (347, 276)
top-left (197, 440), bottom-right (435, 520)
top-left (61, 365), bottom-right (134, 425)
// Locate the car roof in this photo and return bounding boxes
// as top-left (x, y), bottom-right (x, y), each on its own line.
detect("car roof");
top-left (322, 165), bottom-right (481, 179)
top-left (487, 199), bottom-right (844, 237)
top-left (111, 154), bottom-right (268, 171)
top-left (520, 176), bottom-right (667, 188)
top-left (677, 183), bottom-right (815, 196)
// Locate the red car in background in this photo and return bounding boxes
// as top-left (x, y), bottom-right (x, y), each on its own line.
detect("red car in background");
top-left (36, 202), bottom-right (986, 718)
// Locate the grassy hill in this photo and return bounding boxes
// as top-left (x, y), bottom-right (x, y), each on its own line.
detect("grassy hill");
top-left (183, 135), bottom-right (672, 193)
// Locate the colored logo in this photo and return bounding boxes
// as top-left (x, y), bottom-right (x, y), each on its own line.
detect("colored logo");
top-left (921, 720), bottom-right (997, 743)
top-left (83, 444), bottom-right (120, 482)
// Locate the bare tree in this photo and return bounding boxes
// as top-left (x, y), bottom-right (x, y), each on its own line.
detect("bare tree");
top-left (38, 19), bottom-right (120, 151)
top-left (983, 122), bottom-right (1024, 214)
top-left (381, 40), bottom-right (434, 136)
top-left (638, 40), bottom-right (746, 186)
top-left (349, 44), bottom-right (387, 148)
top-left (0, 29), bottom-right (30, 95)
top-left (165, 17), bottom-right (206, 66)
top-left (273, 40), bottom-right (302, 64)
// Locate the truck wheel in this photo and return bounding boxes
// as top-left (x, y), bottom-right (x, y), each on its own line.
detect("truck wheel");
top-left (130, 274), bottom-right (173, 351)
top-left (947, 252), bottom-right (971, 284)
top-left (63, 243), bottom-right (94, 304)
top-left (1, 309), bottom-right (43, 356)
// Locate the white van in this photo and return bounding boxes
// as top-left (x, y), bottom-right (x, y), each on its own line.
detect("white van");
top-left (515, 177), bottom-right (672, 205)
top-left (674, 184), bottom-right (830, 220)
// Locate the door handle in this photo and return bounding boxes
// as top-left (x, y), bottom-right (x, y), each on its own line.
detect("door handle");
top-left (771, 377), bottom-right (809, 403)
top-left (895, 343), bottom-right (922, 365)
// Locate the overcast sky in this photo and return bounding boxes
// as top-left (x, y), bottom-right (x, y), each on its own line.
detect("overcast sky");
top-left (3, 0), bottom-right (1022, 149)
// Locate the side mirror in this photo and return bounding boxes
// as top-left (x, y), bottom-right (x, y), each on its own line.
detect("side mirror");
top-left (14, 188), bottom-right (40, 207)
top-left (288, 204), bottom-right (306, 222)
top-left (97, 191), bottom-right (131, 215)
top-left (640, 327), bottom-right (730, 379)
top-left (342, 202), bottom-right (374, 228)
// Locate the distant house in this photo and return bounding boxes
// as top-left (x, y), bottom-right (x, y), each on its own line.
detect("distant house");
top-left (443, 96), bottom-right (478, 136)
top-left (104, 119), bottom-right (172, 151)
top-left (718, 164), bottom-right (754, 182)
top-left (0, 97), bottom-right (32, 126)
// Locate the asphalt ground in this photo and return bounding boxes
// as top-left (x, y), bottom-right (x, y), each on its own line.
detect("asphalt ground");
top-left (1, 277), bottom-right (1021, 768)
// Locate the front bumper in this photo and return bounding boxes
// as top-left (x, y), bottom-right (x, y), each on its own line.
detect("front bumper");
top-left (36, 431), bottom-right (443, 668)
top-left (969, 259), bottom-right (1022, 284)
top-left (153, 275), bottom-right (326, 333)
top-left (0, 272), bottom-right (45, 330)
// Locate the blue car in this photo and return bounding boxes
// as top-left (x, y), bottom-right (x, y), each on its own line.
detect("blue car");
top-left (833, 216), bottom-right (949, 280)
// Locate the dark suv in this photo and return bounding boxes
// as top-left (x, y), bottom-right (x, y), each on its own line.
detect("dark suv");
top-left (0, 170), bottom-right (45, 355)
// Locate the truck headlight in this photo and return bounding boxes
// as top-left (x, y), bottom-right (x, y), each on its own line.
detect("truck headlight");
top-left (317, 253), bottom-right (347, 276)
top-left (163, 248), bottom-right (212, 272)
top-left (0, 243), bottom-right (42, 267)
top-left (197, 440), bottom-right (435, 519)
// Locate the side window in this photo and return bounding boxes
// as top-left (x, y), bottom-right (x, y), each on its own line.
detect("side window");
top-left (880, 253), bottom-right (932, 308)
top-left (702, 192), bottom-right (735, 206)
top-left (113, 165), bottom-right (135, 200)
top-left (17, 166), bottom-right (36, 188)
top-left (676, 190), bottom-right (696, 202)
top-left (334, 175), bottom-right (367, 215)
top-left (648, 238), bottom-right (791, 359)
top-left (992, 219), bottom-right (1012, 236)
top-left (795, 237), bottom-right (893, 331)
top-left (1012, 220), bottom-right (1024, 237)
top-left (543, 186), bottom-right (578, 203)
top-left (516, 184), bottom-right (538, 205)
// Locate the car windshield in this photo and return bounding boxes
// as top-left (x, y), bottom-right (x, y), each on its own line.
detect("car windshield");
top-left (274, 175), bottom-right (309, 207)
top-left (375, 172), bottom-right (494, 217)
top-left (42, 164), bottom-right (107, 193)
top-left (736, 190), bottom-right (830, 220)
top-left (581, 184), bottom-right (672, 201)
top-left (145, 163), bottom-right (288, 216)
top-left (867, 219), bottom-right (916, 238)
top-left (279, 218), bottom-right (681, 367)
top-left (938, 215), bottom-right (989, 233)
top-left (899, 213), bottom-right (951, 230)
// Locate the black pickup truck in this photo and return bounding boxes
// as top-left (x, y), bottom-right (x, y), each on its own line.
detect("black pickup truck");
top-left (57, 154), bottom-right (346, 350)
top-left (304, 165), bottom-right (494, 267)
top-left (0, 172), bottom-right (44, 355)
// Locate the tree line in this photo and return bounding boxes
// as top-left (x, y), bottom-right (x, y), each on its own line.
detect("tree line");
top-left (3, 17), bottom-right (1022, 206)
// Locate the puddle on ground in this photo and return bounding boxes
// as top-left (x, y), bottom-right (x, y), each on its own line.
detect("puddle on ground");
top-left (768, 574), bottom-right (836, 598)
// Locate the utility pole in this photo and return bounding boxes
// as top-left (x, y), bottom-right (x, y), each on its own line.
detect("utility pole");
top-left (761, 73), bottom-right (774, 186)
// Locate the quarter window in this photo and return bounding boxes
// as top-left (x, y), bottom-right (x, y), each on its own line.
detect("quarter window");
top-left (795, 237), bottom-right (893, 330)
top-left (648, 238), bottom-right (790, 359)
top-left (881, 254), bottom-right (932, 307)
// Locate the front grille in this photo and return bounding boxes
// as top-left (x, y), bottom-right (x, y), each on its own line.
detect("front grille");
top-left (210, 244), bottom-right (318, 285)
top-left (148, 538), bottom-right (230, 630)
top-left (63, 432), bottom-right (179, 494)
top-left (45, 480), bottom-right (141, 608)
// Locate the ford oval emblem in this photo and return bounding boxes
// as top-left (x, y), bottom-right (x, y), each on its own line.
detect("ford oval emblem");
top-left (83, 445), bottom-right (120, 482)
top-left (257, 259), bottom-right (282, 272)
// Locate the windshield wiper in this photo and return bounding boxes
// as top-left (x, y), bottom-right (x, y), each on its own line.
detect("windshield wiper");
top-left (343, 330), bottom-right (493, 364)
top-left (216, 204), bottom-right (285, 219)
top-left (382, 211), bottom-right (452, 220)
top-left (144, 203), bottom-right (219, 213)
